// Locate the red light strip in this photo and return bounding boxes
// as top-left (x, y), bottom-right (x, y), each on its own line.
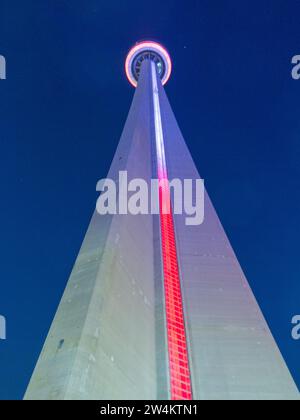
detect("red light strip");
top-left (151, 62), bottom-right (193, 400)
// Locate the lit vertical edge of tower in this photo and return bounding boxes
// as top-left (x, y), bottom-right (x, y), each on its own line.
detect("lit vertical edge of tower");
top-left (126, 41), bottom-right (193, 400)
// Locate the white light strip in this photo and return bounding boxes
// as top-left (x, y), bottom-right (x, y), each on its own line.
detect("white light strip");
top-left (151, 62), bottom-right (167, 178)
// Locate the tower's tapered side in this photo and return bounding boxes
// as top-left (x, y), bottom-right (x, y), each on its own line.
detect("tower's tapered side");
top-left (25, 59), bottom-right (168, 400)
top-left (155, 73), bottom-right (299, 400)
top-left (25, 43), bottom-right (299, 400)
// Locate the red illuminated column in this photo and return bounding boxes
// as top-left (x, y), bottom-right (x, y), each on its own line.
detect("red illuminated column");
top-left (151, 62), bottom-right (193, 400)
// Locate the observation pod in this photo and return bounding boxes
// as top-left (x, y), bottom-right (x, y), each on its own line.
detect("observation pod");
top-left (125, 41), bottom-right (172, 87)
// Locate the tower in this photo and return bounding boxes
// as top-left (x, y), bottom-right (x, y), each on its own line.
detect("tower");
top-left (25, 41), bottom-right (299, 400)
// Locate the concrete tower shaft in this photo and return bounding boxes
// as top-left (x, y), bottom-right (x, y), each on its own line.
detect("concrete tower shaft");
top-left (25, 44), bottom-right (299, 400)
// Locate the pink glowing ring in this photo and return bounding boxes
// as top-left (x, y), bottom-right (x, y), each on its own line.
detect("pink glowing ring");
top-left (125, 41), bottom-right (172, 87)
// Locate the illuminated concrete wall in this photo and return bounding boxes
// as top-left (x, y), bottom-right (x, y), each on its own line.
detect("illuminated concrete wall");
top-left (25, 61), bottom-right (167, 400)
top-left (157, 79), bottom-right (299, 400)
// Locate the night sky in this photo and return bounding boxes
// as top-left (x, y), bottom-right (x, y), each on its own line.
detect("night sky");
top-left (0, 0), bottom-right (299, 399)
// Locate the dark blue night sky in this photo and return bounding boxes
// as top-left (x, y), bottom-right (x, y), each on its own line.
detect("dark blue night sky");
top-left (0, 0), bottom-right (299, 399)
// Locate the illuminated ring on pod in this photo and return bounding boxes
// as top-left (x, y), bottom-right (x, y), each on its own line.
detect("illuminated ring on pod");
top-left (125, 41), bottom-right (172, 87)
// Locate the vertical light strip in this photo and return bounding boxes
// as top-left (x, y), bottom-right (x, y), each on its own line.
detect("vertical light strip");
top-left (151, 62), bottom-right (193, 400)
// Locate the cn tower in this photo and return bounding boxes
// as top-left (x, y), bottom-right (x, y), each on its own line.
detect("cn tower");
top-left (25, 42), bottom-right (299, 400)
